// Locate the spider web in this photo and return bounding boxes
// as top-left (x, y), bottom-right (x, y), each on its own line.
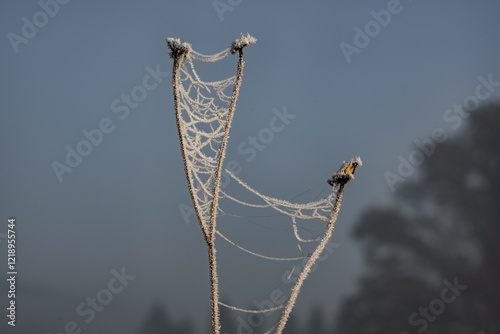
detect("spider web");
top-left (169, 35), bottom-right (338, 256)
top-left (176, 54), bottom-right (237, 227)
top-left (218, 171), bottom-right (338, 257)
top-left (168, 35), bottom-right (357, 319)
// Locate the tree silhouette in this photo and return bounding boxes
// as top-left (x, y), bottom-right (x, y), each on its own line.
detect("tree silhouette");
top-left (304, 305), bottom-right (328, 334)
top-left (283, 313), bottom-right (301, 334)
top-left (136, 303), bottom-right (195, 334)
top-left (219, 298), bottom-right (239, 334)
top-left (335, 104), bottom-right (500, 334)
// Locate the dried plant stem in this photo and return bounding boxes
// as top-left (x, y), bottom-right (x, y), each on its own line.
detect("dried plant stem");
top-left (168, 35), bottom-right (359, 334)
top-left (206, 50), bottom-right (245, 334)
top-left (172, 46), bottom-right (246, 334)
top-left (172, 54), bottom-right (210, 244)
top-left (207, 241), bottom-right (220, 334)
top-left (275, 183), bottom-right (346, 334)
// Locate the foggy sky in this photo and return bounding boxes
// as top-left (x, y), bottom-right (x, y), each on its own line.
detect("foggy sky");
top-left (1, 1), bottom-right (500, 333)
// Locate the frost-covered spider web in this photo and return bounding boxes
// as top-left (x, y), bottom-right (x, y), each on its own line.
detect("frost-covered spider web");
top-left (168, 34), bottom-right (261, 239)
top-left (174, 50), bottom-right (239, 228)
top-left (167, 34), bottom-right (361, 329)
top-left (217, 171), bottom-right (338, 260)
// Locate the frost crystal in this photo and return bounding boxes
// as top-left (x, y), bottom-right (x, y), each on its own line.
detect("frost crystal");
top-left (166, 37), bottom-right (191, 59)
top-left (231, 33), bottom-right (257, 54)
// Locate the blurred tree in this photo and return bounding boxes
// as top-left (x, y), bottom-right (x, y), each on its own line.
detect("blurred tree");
top-left (304, 305), bottom-right (328, 334)
top-left (283, 313), bottom-right (301, 334)
top-left (219, 298), bottom-right (239, 334)
top-left (335, 104), bottom-right (500, 334)
top-left (136, 303), bottom-right (195, 334)
top-left (177, 317), bottom-right (196, 334)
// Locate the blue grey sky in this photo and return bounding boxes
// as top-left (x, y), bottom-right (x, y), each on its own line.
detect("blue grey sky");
top-left (1, 1), bottom-right (500, 333)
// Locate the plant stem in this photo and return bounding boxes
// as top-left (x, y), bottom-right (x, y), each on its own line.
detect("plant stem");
top-left (275, 183), bottom-right (345, 334)
top-left (171, 54), bottom-right (211, 244)
top-left (206, 50), bottom-right (245, 334)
